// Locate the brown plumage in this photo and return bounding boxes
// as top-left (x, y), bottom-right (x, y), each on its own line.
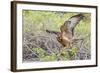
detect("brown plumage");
top-left (57, 21), bottom-right (73, 48)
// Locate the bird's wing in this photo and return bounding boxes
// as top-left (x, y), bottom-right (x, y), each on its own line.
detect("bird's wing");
top-left (46, 29), bottom-right (60, 35)
top-left (67, 14), bottom-right (84, 30)
top-left (61, 14), bottom-right (84, 36)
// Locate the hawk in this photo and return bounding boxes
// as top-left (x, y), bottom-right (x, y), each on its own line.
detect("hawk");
top-left (46, 14), bottom-right (84, 48)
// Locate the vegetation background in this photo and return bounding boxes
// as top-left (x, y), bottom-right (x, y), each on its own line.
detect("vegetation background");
top-left (22, 10), bottom-right (91, 62)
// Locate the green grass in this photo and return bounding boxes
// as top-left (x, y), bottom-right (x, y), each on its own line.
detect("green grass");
top-left (32, 47), bottom-right (78, 61)
top-left (23, 10), bottom-right (91, 35)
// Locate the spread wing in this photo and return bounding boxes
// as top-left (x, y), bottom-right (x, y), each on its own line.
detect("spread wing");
top-left (46, 29), bottom-right (60, 37)
top-left (64, 13), bottom-right (84, 36)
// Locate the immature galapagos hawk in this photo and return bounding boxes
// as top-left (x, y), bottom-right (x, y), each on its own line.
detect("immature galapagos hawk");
top-left (46, 14), bottom-right (84, 49)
